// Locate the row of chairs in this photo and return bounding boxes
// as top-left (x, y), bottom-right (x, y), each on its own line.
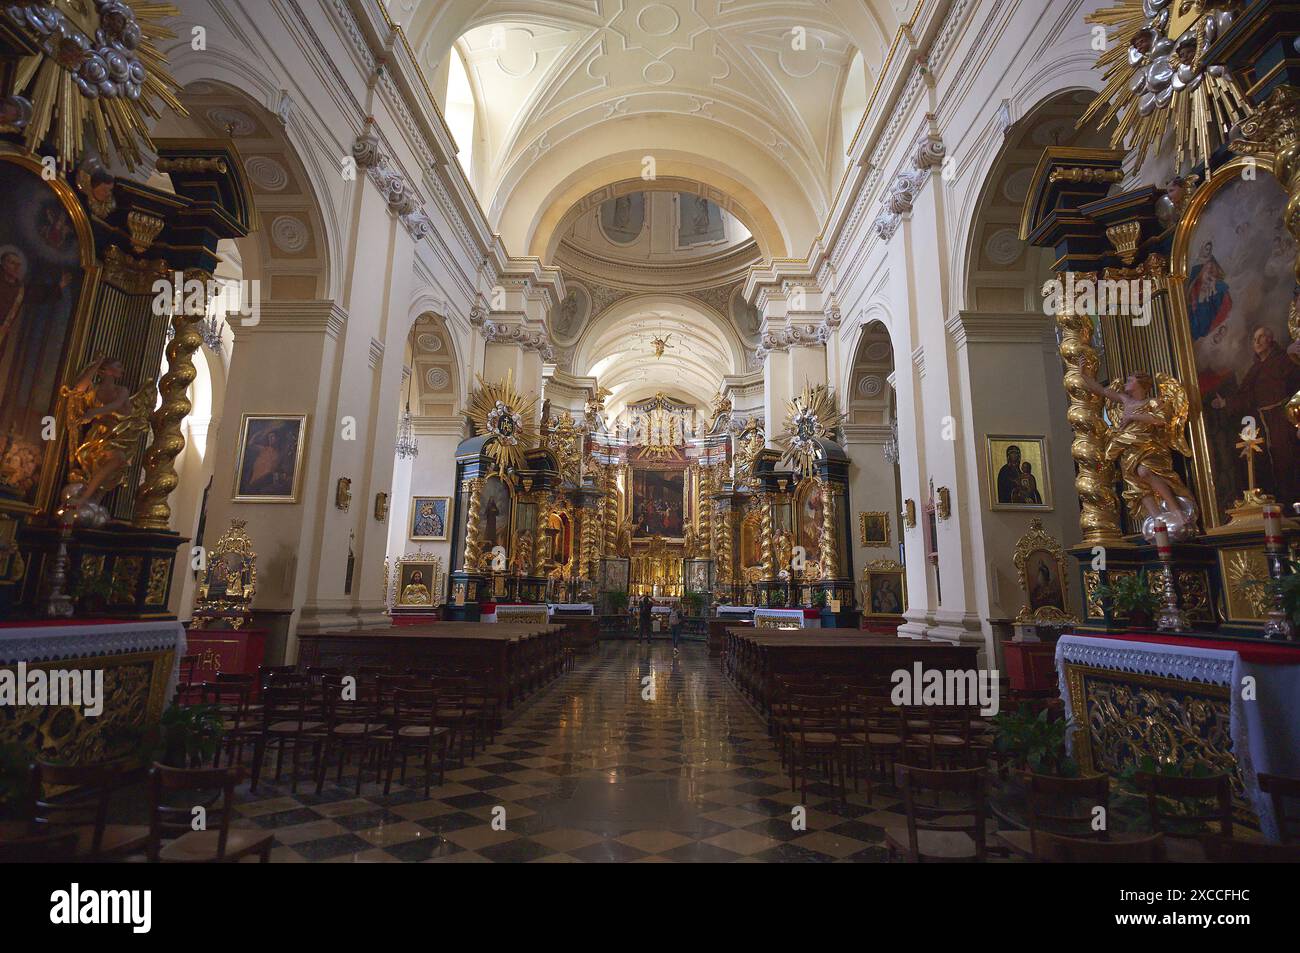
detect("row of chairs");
top-left (882, 762), bottom-right (1300, 862)
top-left (0, 760), bottom-right (272, 863)
top-left (186, 666), bottom-right (502, 796)
top-left (770, 673), bottom-right (995, 803)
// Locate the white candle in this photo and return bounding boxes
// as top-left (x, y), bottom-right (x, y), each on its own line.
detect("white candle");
top-left (1153, 520), bottom-right (1170, 556)
top-left (1263, 504), bottom-right (1283, 548)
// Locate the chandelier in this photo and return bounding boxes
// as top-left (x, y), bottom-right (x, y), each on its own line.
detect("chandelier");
top-left (396, 372), bottom-right (418, 460)
top-left (883, 419), bottom-right (899, 465)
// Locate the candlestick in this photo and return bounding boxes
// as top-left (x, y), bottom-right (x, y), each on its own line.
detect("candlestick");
top-left (1154, 531), bottom-right (1188, 634)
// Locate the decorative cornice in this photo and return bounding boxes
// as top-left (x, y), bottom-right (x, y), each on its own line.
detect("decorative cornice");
top-left (481, 319), bottom-right (554, 362)
top-left (872, 122), bottom-right (947, 241)
top-left (234, 300), bottom-right (349, 339)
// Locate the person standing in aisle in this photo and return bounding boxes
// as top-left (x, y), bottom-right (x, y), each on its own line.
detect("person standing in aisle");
top-left (638, 593), bottom-right (653, 642)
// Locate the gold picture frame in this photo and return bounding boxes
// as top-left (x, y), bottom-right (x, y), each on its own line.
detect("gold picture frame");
top-left (861, 558), bottom-right (906, 619)
top-left (394, 555), bottom-right (442, 609)
top-left (1167, 154), bottom-right (1296, 529)
top-left (0, 153), bottom-right (100, 519)
top-left (859, 511), bottom-right (890, 546)
top-left (231, 414), bottom-right (308, 503)
top-left (1012, 518), bottom-right (1076, 624)
top-left (409, 495), bottom-right (450, 541)
top-left (986, 435), bottom-right (1053, 511)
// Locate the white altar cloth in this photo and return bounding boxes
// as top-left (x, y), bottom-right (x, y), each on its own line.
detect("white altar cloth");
top-left (0, 620), bottom-right (188, 706)
top-left (1056, 634), bottom-right (1300, 842)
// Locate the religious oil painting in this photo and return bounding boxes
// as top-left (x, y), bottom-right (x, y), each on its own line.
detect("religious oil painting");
top-left (0, 157), bottom-right (90, 510)
top-left (796, 480), bottom-right (825, 564)
top-left (409, 495), bottom-right (450, 541)
top-left (863, 566), bottom-right (906, 618)
top-left (1178, 164), bottom-right (1300, 524)
top-left (986, 435), bottom-right (1052, 511)
top-left (1024, 548), bottom-right (1066, 613)
top-left (479, 475), bottom-right (513, 557)
top-left (232, 415), bottom-right (308, 503)
top-left (632, 467), bottom-right (685, 539)
top-left (395, 560), bottom-right (438, 608)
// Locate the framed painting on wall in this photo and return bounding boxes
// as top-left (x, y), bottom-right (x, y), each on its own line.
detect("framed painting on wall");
top-left (861, 560), bottom-right (906, 619)
top-left (409, 495), bottom-right (450, 541)
top-left (859, 511), bottom-right (890, 546)
top-left (1170, 155), bottom-right (1300, 526)
top-left (232, 415), bottom-right (308, 503)
top-left (985, 435), bottom-right (1052, 511)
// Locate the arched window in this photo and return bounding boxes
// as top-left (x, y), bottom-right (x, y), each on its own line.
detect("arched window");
top-left (445, 45), bottom-right (477, 186)
top-left (840, 50), bottom-right (868, 156)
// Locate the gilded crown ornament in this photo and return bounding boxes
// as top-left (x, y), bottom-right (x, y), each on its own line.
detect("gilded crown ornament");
top-left (1079, 0), bottom-right (1251, 175)
top-left (466, 370), bottom-right (538, 477)
top-left (3, 0), bottom-right (186, 169)
top-left (776, 384), bottom-right (845, 478)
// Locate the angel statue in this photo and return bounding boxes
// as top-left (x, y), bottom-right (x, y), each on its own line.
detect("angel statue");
top-left (1079, 366), bottom-right (1198, 540)
top-left (59, 356), bottom-right (155, 526)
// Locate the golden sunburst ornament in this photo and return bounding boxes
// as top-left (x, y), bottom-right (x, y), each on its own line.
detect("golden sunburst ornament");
top-left (775, 384), bottom-right (845, 478)
top-left (1079, 0), bottom-right (1251, 174)
top-left (466, 371), bottom-right (538, 477)
top-left (4, 0), bottom-right (186, 169)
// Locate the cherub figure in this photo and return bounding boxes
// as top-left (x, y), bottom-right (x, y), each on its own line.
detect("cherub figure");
top-left (1079, 365), bottom-right (1198, 538)
top-left (60, 356), bottom-right (154, 521)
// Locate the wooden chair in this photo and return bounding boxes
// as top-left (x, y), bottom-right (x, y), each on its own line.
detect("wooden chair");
top-left (26, 760), bottom-right (150, 861)
top-left (839, 689), bottom-right (902, 803)
top-left (201, 681), bottom-right (255, 768)
top-left (383, 688), bottom-right (450, 797)
top-left (996, 773), bottom-right (1110, 859)
top-left (884, 765), bottom-right (988, 862)
top-left (1035, 831), bottom-right (1166, 862)
top-left (1135, 771), bottom-right (1232, 862)
top-left (432, 676), bottom-right (484, 764)
top-left (315, 677), bottom-right (386, 795)
top-left (249, 685), bottom-right (324, 793)
top-left (146, 764), bottom-right (273, 862)
top-left (174, 654), bottom-right (202, 705)
top-left (1257, 773), bottom-right (1300, 844)
top-left (899, 704), bottom-right (982, 768)
top-left (787, 693), bottom-right (847, 803)
top-left (1203, 834), bottom-right (1300, 863)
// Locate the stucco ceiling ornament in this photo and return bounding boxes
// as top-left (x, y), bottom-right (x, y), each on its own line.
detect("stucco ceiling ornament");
top-left (4, 0), bottom-right (185, 168)
top-left (1079, 0), bottom-right (1251, 174)
top-left (776, 384), bottom-right (846, 479)
top-left (466, 371), bottom-right (538, 478)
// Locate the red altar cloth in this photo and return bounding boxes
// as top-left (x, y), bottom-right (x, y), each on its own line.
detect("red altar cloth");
top-left (1083, 630), bottom-right (1300, 666)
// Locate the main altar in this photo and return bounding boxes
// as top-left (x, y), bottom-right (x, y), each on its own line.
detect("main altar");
top-left (443, 385), bottom-right (859, 620)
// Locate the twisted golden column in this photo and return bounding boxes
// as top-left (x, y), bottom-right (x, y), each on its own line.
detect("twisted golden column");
top-left (133, 269), bottom-right (210, 528)
top-left (820, 480), bottom-right (839, 579)
top-left (462, 478), bottom-right (484, 570)
top-left (602, 465), bottom-right (620, 555)
top-left (533, 495), bottom-right (552, 576)
top-left (759, 495), bottom-right (775, 579)
top-left (696, 464), bottom-right (713, 559)
top-left (1049, 274), bottom-right (1124, 545)
top-left (714, 501), bottom-right (732, 586)
top-left (580, 505), bottom-right (599, 580)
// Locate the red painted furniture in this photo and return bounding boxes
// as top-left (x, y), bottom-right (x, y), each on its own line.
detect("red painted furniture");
top-left (185, 626), bottom-right (267, 679)
top-left (1001, 640), bottom-right (1058, 693)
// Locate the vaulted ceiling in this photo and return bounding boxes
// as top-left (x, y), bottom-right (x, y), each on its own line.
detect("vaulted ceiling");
top-left (391, 0), bottom-right (912, 257)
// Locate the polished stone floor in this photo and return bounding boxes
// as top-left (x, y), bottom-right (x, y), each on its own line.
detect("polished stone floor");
top-left (233, 641), bottom-right (913, 862)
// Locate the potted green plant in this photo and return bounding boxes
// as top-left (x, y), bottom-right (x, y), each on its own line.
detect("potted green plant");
top-left (1094, 571), bottom-right (1161, 631)
top-left (72, 572), bottom-right (113, 616)
top-left (605, 589), bottom-right (629, 615)
top-left (991, 704), bottom-right (1079, 778)
top-left (132, 704), bottom-right (224, 768)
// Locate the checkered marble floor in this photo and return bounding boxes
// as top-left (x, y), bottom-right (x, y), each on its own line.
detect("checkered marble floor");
top-left (230, 642), bottom-right (923, 862)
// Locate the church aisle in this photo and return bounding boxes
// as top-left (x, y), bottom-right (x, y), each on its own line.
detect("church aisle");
top-left (236, 642), bottom-right (901, 862)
